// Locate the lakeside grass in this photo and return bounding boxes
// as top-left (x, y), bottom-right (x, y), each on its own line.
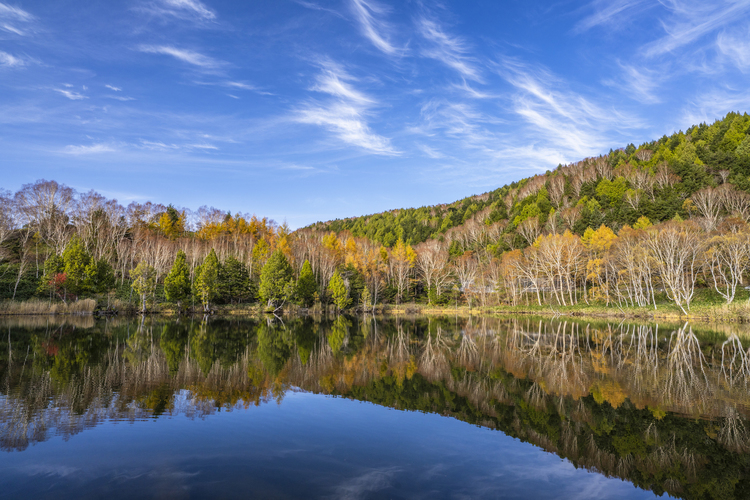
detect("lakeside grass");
top-left (383, 301), bottom-right (750, 322)
top-left (5, 288), bottom-right (750, 325)
top-left (0, 298), bottom-right (97, 316)
top-left (372, 289), bottom-right (750, 325)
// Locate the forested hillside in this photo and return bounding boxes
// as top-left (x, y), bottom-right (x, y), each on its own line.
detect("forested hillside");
top-left (310, 112), bottom-right (750, 249)
top-left (2, 112), bottom-right (750, 313)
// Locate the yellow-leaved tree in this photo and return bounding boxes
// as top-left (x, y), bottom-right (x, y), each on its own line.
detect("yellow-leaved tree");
top-left (390, 238), bottom-right (416, 303)
top-left (582, 225), bottom-right (617, 304)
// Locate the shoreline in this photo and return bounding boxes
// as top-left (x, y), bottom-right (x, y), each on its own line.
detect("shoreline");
top-left (3, 299), bottom-right (750, 325)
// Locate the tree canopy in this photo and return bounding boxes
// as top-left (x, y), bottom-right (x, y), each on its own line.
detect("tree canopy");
top-left (259, 251), bottom-right (295, 310)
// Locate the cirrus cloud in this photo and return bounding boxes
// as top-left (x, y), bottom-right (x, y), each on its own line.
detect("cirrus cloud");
top-left (62, 144), bottom-right (116, 155)
top-left (138, 45), bottom-right (224, 70)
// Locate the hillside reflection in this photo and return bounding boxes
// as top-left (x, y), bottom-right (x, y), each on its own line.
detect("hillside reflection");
top-left (2, 315), bottom-right (750, 499)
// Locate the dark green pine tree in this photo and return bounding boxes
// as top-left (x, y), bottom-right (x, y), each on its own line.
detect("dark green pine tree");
top-left (165, 250), bottom-right (192, 310)
top-left (219, 256), bottom-right (252, 304)
top-left (296, 260), bottom-right (318, 307)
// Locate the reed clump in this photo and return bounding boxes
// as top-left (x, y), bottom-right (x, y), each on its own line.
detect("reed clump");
top-left (700, 301), bottom-right (750, 323)
top-left (0, 298), bottom-right (97, 316)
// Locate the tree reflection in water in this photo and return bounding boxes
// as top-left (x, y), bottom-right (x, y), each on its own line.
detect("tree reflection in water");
top-left (1, 314), bottom-right (750, 499)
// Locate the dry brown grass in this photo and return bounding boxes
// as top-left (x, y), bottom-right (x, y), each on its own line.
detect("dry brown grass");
top-left (0, 298), bottom-right (97, 316)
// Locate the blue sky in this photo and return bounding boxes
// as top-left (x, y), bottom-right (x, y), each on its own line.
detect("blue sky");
top-left (1, 0), bottom-right (750, 227)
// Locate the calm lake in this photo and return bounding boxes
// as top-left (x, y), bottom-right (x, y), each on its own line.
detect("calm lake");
top-left (1, 315), bottom-right (749, 499)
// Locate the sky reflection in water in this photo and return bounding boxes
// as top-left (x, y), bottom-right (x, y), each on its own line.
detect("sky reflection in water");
top-left (2, 315), bottom-right (749, 499)
top-left (0, 392), bottom-right (651, 499)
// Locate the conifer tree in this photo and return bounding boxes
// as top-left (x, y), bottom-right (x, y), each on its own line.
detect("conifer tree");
top-left (62, 238), bottom-right (92, 297)
top-left (219, 256), bottom-right (252, 304)
top-left (296, 259), bottom-right (318, 307)
top-left (259, 250), bottom-right (294, 310)
top-left (165, 250), bottom-right (191, 310)
top-left (194, 249), bottom-right (220, 312)
top-left (85, 259), bottom-right (115, 294)
top-left (329, 270), bottom-right (351, 312)
top-left (131, 261), bottom-right (156, 313)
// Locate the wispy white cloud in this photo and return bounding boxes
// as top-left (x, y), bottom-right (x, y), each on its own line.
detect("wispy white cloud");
top-left (311, 61), bottom-right (374, 105)
top-left (224, 81), bottom-right (256, 90)
top-left (280, 164), bottom-right (316, 171)
top-left (139, 45), bottom-right (223, 69)
top-left (162, 0), bottom-right (215, 20)
top-left (496, 58), bottom-right (641, 162)
top-left (417, 143), bottom-right (445, 159)
top-left (62, 143), bottom-right (115, 155)
top-left (409, 54), bottom-right (595, 179)
top-left (138, 0), bottom-right (216, 22)
top-left (103, 85), bottom-right (135, 101)
top-left (717, 25), bottom-right (750, 72)
top-left (603, 63), bottom-right (662, 104)
top-left (296, 102), bottom-right (396, 155)
top-left (295, 0), bottom-right (345, 19)
top-left (138, 139), bottom-right (217, 152)
top-left (54, 88), bottom-right (87, 100)
top-left (417, 17), bottom-right (482, 82)
top-left (0, 2), bottom-right (33, 36)
top-left (451, 80), bottom-right (494, 99)
top-left (496, 144), bottom-right (576, 169)
top-left (1, 23), bottom-right (23, 35)
top-left (643, 0), bottom-right (750, 57)
top-left (350, 0), bottom-right (403, 56)
top-left (188, 143), bottom-right (218, 150)
top-left (682, 86), bottom-right (750, 126)
top-left (572, 0), bottom-right (648, 33)
top-left (0, 50), bottom-right (22, 67)
top-left (418, 99), bottom-right (498, 147)
top-left (294, 60), bottom-right (398, 155)
top-left (224, 81), bottom-right (274, 95)
top-left (194, 80), bottom-right (274, 95)
top-left (411, 97), bottom-right (536, 186)
top-left (0, 2), bottom-right (33, 21)
top-left (140, 140), bottom-right (179, 150)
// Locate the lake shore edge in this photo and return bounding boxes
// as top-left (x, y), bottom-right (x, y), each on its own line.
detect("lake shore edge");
top-left (4, 297), bottom-right (750, 325)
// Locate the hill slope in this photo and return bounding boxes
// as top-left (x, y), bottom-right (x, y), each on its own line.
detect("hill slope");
top-left (307, 112), bottom-right (750, 249)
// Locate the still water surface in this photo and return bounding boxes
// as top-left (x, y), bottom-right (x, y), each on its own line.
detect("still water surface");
top-left (1, 315), bottom-right (749, 499)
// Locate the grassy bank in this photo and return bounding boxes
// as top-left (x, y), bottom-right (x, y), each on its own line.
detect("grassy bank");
top-left (6, 288), bottom-right (750, 325)
top-left (0, 298), bottom-right (98, 316)
top-left (375, 288), bottom-right (750, 324)
top-left (381, 300), bottom-right (750, 323)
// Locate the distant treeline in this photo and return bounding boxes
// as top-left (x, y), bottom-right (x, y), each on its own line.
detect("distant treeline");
top-left (2, 112), bottom-right (750, 312)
